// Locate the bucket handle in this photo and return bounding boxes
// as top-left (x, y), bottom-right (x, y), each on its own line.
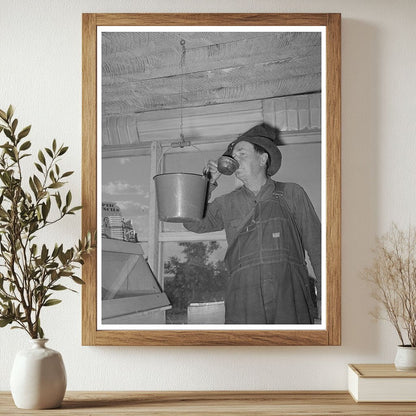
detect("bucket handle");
top-left (156, 144), bottom-right (207, 174)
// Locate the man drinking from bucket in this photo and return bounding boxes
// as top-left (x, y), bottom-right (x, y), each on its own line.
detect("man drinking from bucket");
top-left (183, 123), bottom-right (321, 324)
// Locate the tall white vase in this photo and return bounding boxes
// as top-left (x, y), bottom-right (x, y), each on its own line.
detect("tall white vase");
top-left (10, 339), bottom-right (67, 409)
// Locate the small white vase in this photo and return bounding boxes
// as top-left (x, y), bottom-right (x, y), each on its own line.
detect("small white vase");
top-left (10, 338), bottom-right (67, 409)
top-left (394, 345), bottom-right (416, 371)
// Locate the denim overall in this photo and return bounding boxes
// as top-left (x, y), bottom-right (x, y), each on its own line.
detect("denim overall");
top-left (224, 182), bottom-right (316, 324)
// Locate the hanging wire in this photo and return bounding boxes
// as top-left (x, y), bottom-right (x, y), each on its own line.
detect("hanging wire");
top-left (170, 38), bottom-right (190, 148)
top-left (157, 143), bottom-right (206, 174)
top-left (179, 39), bottom-right (186, 143)
top-left (158, 38), bottom-right (208, 174)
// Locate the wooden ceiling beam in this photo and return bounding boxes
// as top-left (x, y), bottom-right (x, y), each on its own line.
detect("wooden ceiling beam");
top-left (103, 73), bottom-right (321, 115)
top-left (102, 32), bottom-right (263, 57)
top-left (102, 32), bottom-right (321, 80)
top-left (103, 51), bottom-right (320, 97)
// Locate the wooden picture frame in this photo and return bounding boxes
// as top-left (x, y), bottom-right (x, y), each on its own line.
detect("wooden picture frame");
top-left (82, 13), bottom-right (341, 346)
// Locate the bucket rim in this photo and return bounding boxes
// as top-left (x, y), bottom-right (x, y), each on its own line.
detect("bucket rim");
top-left (153, 172), bottom-right (207, 180)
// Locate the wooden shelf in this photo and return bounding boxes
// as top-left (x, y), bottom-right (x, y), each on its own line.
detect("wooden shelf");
top-left (2, 391), bottom-right (416, 415)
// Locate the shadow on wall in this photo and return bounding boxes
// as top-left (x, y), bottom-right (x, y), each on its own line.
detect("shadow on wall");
top-left (341, 19), bottom-right (382, 355)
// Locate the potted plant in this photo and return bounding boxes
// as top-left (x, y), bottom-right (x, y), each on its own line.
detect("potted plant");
top-left (363, 223), bottom-right (416, 370)
top-left (0, 105), bottom-right (94, 408)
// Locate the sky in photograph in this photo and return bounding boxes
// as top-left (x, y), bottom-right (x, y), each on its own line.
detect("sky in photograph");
top-left (102, 155), bottom-right (150, 240)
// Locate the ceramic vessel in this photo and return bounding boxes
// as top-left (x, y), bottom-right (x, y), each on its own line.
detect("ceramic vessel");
top-left (394, 345), bottom-right (416, 371)
top-left (10, 339), bottom-right (67, 409)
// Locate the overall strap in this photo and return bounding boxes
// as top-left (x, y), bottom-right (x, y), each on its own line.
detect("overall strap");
top-left (226, 205), bottom-right (256, 250)
top-left (272, 182), bottom-right (305, 256)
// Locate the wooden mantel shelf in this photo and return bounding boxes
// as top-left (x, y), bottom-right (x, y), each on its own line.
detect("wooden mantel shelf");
top-left (1, 391), bottom-right (416, 415)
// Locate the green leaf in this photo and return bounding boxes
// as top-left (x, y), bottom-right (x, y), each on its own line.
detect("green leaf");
top-left (61, 171), bottom-right (74, 178)
top-left (17, 125), bottom-right (31, 140)
top-left (34, 162), bottom-right (43, 173)
top-left (58, 146), bottom-right (68, 156)
top-left (50, 270), bottom-right (58, 281)
top-left (45, 148), bottom-right (53, 158)
top-left (41, 244), bottom-right (48, 262)
top-left (19, 140), bottom-right (31, 151)
top-left (52, 139), bottom-right (57, 152)
top-left (41, 201), bottom-right (50, 221)
top-left (43, 299), bottom-right (62, 307)
top-left (29, 177), bottom-right (38, 197)
top-left (33, 175), bottom-right (43, 192)
top-left (71, 276), bottom-right (85, 285)
top-left (38, 325), bottom-right (44, 339)
top-left (51, 244), bottom-right (59, 258)
top-left (11, 118), bottom-right (18, 133)
top-left (6, 105), bottom-right (14, 122)
top-left (50, 285), bottom-right (68, 291)
top-left (54, 244), bottom-right (63, 259)
top-left (65, 191), bottom-right (72, 207)
top-left (0, 317), bottom-right (13, 327)
top-left (4, 128), bottom-right (12, 140)
top-left (55, 192), bottom-right (62, 208)
top-left (58, 250), bottom-right (67, 264)
top-left (38, 150), bottom-right (46, 165)
top-left (0, 109), bottom-right (7, 121)
top-left (48, 182), bottom-right (64, 189)
top-left (69, 206), bottom-right (82, 214)
top-left (29, 222), bottom-right (39, 234)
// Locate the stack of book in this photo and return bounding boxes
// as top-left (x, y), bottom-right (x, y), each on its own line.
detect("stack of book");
top-left (348, 364), bottom-right (416, 402)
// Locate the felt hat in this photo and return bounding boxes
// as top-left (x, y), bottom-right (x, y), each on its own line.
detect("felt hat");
top-left (230, 123), bottom-right (282, 176)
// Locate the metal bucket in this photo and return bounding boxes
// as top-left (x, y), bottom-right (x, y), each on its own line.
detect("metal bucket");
top-left (153, 173), bottom-right (209, 222)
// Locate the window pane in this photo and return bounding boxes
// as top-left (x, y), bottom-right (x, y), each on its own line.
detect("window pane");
top-left (102, 156), bottom-right (150, 242)
top-left (162, 149), bottom-right (239, 232)
top-left (162, 240), bottom-right (228, 324)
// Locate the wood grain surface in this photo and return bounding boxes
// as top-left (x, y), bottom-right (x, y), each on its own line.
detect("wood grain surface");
top-left (2, 391), bottom-right (416, 415)
top-left (82, 13), bottom-right (341, 346)
top-left (350, 364), bottom-right (416, 378)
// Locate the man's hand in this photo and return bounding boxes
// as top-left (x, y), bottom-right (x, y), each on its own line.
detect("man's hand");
top-left (203, 160), bottom-right (221, 184)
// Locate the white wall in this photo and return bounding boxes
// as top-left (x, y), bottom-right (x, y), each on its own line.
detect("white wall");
top-left (1, 0), bottom-right (416, 391)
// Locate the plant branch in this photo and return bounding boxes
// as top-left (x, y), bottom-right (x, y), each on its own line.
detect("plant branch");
top-left (0, 106), bottom-right (95, 338)
top-left (363, 223), bottom-right (416, 347)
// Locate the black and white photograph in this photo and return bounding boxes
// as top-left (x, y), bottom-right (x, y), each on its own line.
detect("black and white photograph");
top-left (97, 27), bottom-right (325, 330)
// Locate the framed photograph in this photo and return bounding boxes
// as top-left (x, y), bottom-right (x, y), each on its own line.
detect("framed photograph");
top-left (82, 13), bottom-right (341, 346)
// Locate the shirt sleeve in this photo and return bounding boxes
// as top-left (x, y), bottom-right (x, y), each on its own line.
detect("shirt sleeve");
top-left (286, 183), bottom-right (322, 300)
top-left (183, 190), bottom-right (225, 234)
